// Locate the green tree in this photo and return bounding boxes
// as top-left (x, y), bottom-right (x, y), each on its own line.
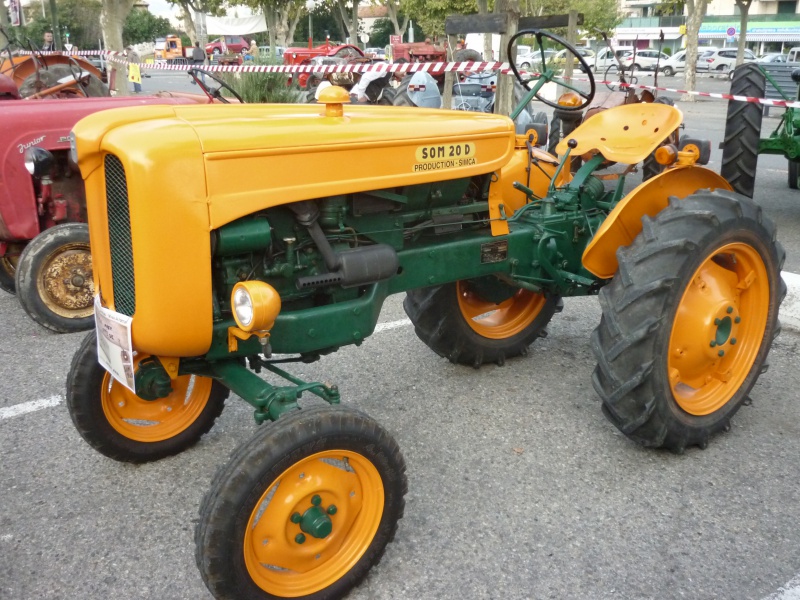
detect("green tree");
top-left (122, 8), bottom-right (172, 45)
top-left (401, 0), bottom-right (477, 38)
top-left (17, 0), bottom-right (103, 50)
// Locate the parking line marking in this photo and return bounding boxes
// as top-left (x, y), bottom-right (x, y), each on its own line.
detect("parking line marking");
top-left (0, 395), bottom-right (62, 421)
top-left (763, 575), bottom-right (800, 599)
top-left (374, 318), bottom-right (411, 333)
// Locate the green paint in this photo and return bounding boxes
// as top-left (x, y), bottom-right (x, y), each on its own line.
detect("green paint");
top-left (715, 316), bottom-right (732, 346)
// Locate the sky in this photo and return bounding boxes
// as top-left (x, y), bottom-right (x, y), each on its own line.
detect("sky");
top-left (145, 0), bottom-right (254, 28)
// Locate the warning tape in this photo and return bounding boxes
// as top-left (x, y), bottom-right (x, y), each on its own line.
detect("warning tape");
top-left (16, 50), bottom-right (800, 109)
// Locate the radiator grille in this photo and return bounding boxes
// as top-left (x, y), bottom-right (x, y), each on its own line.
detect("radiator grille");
top-left (104, 154), bottom-right (136, 316)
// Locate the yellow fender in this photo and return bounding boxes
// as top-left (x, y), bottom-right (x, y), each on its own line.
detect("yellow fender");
top-left (582, 165), bottom-right (733, 280)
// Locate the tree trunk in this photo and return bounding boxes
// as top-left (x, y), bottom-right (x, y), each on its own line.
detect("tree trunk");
top-left (682, 0), bottom-right (708, 102)
top-left (0, 5), bottom-right (9, 48)
top-left (480, 0), bottom-right (493, 60)
top-left (101, 0), bottom-right (135, 96)
top-left (385, 0), bottom-right (408, 37)
top-left (735, 0), bottom-right (752, 66)
top-left (178, 0), bottom-right (197, 45)
top-left (350, 0), bottom-right (358, 45)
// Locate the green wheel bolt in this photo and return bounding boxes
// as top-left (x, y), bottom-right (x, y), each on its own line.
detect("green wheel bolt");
top-left (714, 318), bottom-right (721, 325)
top-left (327, 505), bottom-right (337, 515)
top-left (731, 338), bottom-right (737, 345)
top-left (735, 316), bottom-right (741, 323)
top-left (710, 341), bottom-right (717, 347)
top-left (727, 306), bottom-right (734, 314)
top-left (295, 533), bottom-right (306, 544)
top-left (718, 350), bottom-right (725, 357)
top-left (291, 512), bottom-right (302, 524)
top-left (311, 495), bottom-right (322, 506)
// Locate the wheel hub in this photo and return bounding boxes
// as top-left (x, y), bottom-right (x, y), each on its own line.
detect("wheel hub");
top-left (39, 245), bottom-right (94, 315)
top-left (291, 494), bottom-right (337, 542)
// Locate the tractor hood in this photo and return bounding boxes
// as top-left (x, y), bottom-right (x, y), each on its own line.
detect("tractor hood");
top-left (72, 100), bottom-right (517, 228)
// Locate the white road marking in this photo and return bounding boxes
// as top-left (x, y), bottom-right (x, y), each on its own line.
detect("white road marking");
top-left (763, 575), bottom-right (800, 599)
top-left (0, 395), bottom-right (62, 420)
top-left (374, 318), bottom-right (411, 333)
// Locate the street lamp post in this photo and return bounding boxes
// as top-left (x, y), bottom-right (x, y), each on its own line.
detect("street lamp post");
top-left (306, 0), bottom-right (314, 48)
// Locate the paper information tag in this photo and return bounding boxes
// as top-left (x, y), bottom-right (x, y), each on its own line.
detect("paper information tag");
top-left (94, 295), bottom-right (136, 392)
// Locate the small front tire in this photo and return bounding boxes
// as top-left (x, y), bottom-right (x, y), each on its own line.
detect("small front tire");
top-left (66, 332), bottom-right (228, 462)
top-left (196, 405), bottom-right (407, 600)
top-left (788, 159), bottom-right (799, 190)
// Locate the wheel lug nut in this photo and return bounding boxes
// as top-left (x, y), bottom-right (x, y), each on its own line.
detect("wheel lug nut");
top-left (311, 495), bottom-right (322, 506)
top-left (735, 317), bottom-right (741, 323)
top-left (730, 338), bottom-right (737, 345)
top-left (710, 341), bottom-right (717, 347)
top-left (714, 318), bottom-right (721, 325)
top-left (295, 533), bottom-right (306, 544)
top-left (327, 505), bottom-right (337, 515)
top-left (727, 306), bottom-right (734, 314)
top-left (718, 350), bottom-right (725, 357)
top-left (291, 512), bottom-right (301, 524)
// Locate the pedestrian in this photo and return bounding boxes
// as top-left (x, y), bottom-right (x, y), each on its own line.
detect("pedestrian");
top-left (249, 39), bottom-right (258, 57)
top-left (41, 31), bottom-right (55, 52)
top-left (125, 45), bottom-right (142, 93)
top-left (190, 41), bottom-right (207, 85)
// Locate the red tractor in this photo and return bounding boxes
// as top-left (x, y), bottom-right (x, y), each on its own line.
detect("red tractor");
top-left (0, 69), bottom-right (239, 332)
top-left (283, 40), bottom-right (365, 88)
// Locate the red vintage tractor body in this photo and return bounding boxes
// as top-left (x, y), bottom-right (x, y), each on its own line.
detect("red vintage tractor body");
top-left (283, 41), bottom-right (365, 88)
top-left (388, 42), bottom-right (447, 63)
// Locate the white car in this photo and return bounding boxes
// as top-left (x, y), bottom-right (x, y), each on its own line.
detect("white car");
top-left (697, 48), bottom-right (756, 75)
top-left (593, 47), bottom-right (633, 72)
top-left (516, 49), bottom-right (556, 70)
top-left (619, 49), bottom-right (670, 72)
top-left (659, 50), bottom-right (686, 77)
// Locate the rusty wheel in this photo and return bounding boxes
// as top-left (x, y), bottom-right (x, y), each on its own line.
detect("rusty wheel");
top-left (0, 243), bottom-right (24, 294)
top-left (15, 223), bottom-right (95, 332)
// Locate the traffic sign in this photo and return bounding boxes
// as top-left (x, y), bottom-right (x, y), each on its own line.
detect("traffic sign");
top-left (726, 27), bottom-right (736, 36)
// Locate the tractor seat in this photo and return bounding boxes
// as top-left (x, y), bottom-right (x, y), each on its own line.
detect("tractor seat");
top-left (555, 102), bottom-right (682, 165)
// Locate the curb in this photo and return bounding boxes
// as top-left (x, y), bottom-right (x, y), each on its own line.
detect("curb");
top-left (781, 272), bottom-right (800, 332)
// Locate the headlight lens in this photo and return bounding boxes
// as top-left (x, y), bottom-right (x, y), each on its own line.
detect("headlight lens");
top-left (233, 287), bottom-right (254, 327)
top-left (23, 146), bottom-right (55, 178)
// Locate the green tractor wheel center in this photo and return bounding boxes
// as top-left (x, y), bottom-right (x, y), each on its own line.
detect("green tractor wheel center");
top-left (291, 494), bottom-right (336, 541)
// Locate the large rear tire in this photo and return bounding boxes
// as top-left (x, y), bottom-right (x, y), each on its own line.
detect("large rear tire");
top-left (720, 63), bottom-right (765, 198)
top-left (66, 332), bottom-right (229, 462)
top-left (196, 405), bottom-right (406, 600)
top-left (592, 190), bottom-right (784, 452)
top-left (404, 280), bottom-right (561, 368)
top-left (390, 75), bottom-right (415, 107)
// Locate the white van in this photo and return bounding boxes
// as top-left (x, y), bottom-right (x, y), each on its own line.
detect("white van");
top-left (787, 47), bottom-right (800, 62)
top-left (593, 46), bottom-right (632, 72)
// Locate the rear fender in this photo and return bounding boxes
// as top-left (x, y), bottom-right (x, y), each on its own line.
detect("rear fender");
top-left (582, 165), bottom-right (733, 279)
top-left (407, 72), bottom-right (442, 108)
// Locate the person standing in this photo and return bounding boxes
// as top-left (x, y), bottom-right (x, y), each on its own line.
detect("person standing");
top-left (190, 41), bottom-right (207, 85)
top-left (125, 46), bottom-right (142, 93)
top-left (249, 39), bottom-right (258, 57)
top-left (41, 31), bottom-right (55, 52)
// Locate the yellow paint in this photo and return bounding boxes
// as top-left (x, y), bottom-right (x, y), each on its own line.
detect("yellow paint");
top-left (157, 357), bottom-right (181, 380)
top-left (232, 281), bottom-right (281, 332)
top-left (555, 102), bottom-right (683, 165)
top-left (668, 242), bottom-right (769, 416)
top-left (243, 450), bottom-right (384, 597)
top-left (72, 103), bottom-right (516, 357)
top-left (457, 282), bottom-right (548, 339)
top-left (582, 166), bottom-right (732, 279)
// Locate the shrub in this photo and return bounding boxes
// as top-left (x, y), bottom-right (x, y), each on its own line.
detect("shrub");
top-left (219, 56), bottom-right (300, 103)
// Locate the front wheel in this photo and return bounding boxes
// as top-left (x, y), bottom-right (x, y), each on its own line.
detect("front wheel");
top-left (15, 223), bottom-right (94, 332)
top-left (663, 66), bottom-right (675, 77)
top-left (404, 279), bottom-right (560, 368)
top-left (196, 405), bottom-right (407, 600)
top-left (66, 332), bottom-right (228, 462)
top-left (592, 190), bottom-right (785, 452)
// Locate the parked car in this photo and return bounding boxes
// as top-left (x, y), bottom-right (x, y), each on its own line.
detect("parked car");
top-left (758, 53), bottom-right (787, 63)
top-left (365, 47), bottom-right (387, 60)
top-left (593, 47), bottom-right (633, 72)
top-left (516, 49), bottom-right (555, 70)
top-left (659, 50), bottom-right (686, 76)
top-left (619, 49), bottom-right (669, 71)
top-left (552, 47), bottom-right (595, 72)
top-left (205, 35), bottom-right (250, 56)
top-left (697, 48), bottom-right (756, 75)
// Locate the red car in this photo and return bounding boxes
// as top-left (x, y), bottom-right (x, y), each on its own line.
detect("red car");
top-left (205, 35), bottom-right (250, 56)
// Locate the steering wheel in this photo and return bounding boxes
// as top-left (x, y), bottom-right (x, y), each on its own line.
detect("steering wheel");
top-left (188, 67), bottom-right (245, 104)
top-left (507, 29), bottom-right (595, 111)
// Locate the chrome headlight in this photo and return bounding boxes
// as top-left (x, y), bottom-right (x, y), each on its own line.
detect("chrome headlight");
top-left (233, 286), bottom-right (254, 328)
top-left (24, 146), bottom-right (55, 178)
top-left (231, 281), bottom-right (281, 333)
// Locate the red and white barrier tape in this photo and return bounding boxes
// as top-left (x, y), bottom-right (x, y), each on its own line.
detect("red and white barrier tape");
top-left (16, 50), bottom-right (800, 109)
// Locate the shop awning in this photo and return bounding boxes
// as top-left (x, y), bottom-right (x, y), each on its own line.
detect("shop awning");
top-left (615, 32), bottom-right (683, 40)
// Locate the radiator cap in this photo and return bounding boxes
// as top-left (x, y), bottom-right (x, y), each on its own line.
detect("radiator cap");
top-left (319, 85), bottom-right (350, 117)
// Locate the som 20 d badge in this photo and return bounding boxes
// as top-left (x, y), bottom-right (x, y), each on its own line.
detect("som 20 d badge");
top-left (413, 142), bottom-right (477, 172)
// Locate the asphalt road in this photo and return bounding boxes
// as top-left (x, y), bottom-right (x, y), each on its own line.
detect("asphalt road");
top-left (2, 74), bottom-right (800, 600)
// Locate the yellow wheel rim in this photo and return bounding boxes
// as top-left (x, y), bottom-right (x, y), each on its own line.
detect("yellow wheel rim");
top-left (243, 450), bottom-right (384, 598)
top-left (100, 357), bottom-right (213, 442)
top-left (457, 281), bottom-right (547, 339)
top-left (668, 242), bottom-right (770, 416)
top-left (36, 241), bottom-right (94, 319)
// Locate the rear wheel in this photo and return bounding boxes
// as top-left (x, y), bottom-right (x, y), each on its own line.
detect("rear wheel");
top-left (15, 223), bottom-right (94, 332)
top-left (196, 405), bottom-right (406, 600)
top-left (721, 63), bottom-right (765, 198)
top-left (0, 243), bottom-right (24, 294)
top-left (663, 66), bottom-right (675, 77)
top-left (404, 279), bottom-right (560, 368)
top-left (66, 332), bottom-right (228, 462)
top-left (592, 190), bottom-right (784, 452)
top-left (390, 76), bottom-right (416, 107)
